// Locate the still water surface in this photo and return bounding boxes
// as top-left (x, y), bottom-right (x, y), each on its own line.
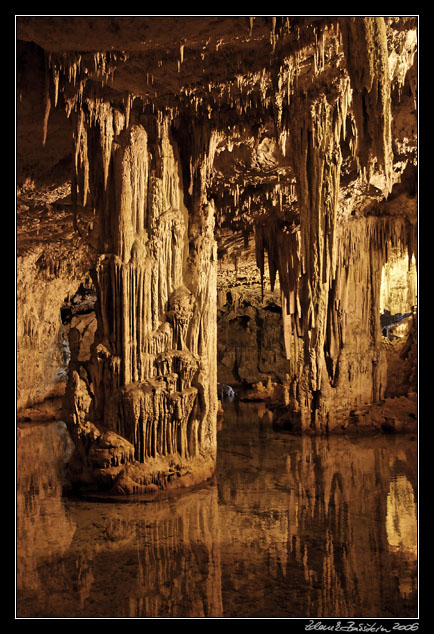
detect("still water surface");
top-left (16, 400), bottom-right (418, 618)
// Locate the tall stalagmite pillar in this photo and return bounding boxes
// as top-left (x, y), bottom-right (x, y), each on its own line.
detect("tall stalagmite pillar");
top-left (64, 106), bottom-right (218, 494)
top-left (254, 17), bottom-right (416, 432)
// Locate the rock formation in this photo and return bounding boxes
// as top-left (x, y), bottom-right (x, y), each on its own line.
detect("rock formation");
top-left (59, 109), bottom-right (218, 494)
top-left (16, 16), bottom-right (417, 493)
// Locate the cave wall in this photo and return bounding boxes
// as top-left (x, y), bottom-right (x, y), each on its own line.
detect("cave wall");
top-left (17, 254), bottom-right (72, 412)
top-left (16, 225), bottom-right (93, 416)
top-left (217, 296), bottom-right (288, 387)
top-left (380, 248), bottom-right (417, 316)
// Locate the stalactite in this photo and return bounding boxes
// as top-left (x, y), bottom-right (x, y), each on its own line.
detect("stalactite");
top-left (247, 38), bottom-right (413, 431)
top-left (42, 52), bottom-right (51, 147)
top-left (72, 108), bottom-right (90, 207)
top-left (249, 17), bottom-right (255, 36)
top-left (339, 17), bottom-right (394, 192)
top-left (52, 67), bottom-right (59, 108)
top-left (273, 86), bottom-right (344, 400)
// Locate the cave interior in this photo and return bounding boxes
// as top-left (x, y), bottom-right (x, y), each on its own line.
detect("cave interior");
top-left (16, 15), bottom-right (418, 496)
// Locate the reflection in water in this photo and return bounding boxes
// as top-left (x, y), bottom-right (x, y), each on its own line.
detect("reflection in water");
top-left (16, 401), bottom-right (417, 618)
top-left (387, 475), bottom-right (417, 557)
top-left (16, 421), bottom-right (76, 600)
top-left (386, 474), bottom-right (418, 601)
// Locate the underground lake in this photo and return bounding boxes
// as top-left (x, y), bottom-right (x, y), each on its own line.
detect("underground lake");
top-left (16, 398), bottom-right (418, 619)
top-left (16, 15), bottom-right (419, 623)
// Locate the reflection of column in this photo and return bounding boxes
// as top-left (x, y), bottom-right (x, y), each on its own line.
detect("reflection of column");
top-left (386, 475), bottom-right (417, 557)
top-left (285, 437), bottom-right (354, 617)
top-left (127, 488), bottom-right (223, 618)
top-left (17, 415), bottom-right (222, 618)
top-left (63, 486), bottom-right (223, 618)
top-left (285, 435), bottom-right (418, 617)
top-left (386, 474), bottom-right (418, 600)
top-left (16, 422), bottom-right (76, 614)
top-left (18, 461), bottom-right (222, 618)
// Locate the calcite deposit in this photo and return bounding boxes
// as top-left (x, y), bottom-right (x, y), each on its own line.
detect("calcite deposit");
top-left (16, 16), bottom-right (417, 493)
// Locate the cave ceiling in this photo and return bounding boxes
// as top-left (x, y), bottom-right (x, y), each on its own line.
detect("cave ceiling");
top-left (16, 15), bottom-right (417, 269)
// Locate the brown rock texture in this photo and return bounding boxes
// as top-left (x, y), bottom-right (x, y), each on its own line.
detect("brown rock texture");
top-left (217, 231), bottom-right (288, 387)
top-left (16, 16), bottom-right (417, 492)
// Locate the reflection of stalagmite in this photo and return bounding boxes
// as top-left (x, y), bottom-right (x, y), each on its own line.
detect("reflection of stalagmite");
top-left (81, 487), bottom-right (222, 618)
top-left (386, 475), bottom-right (417, 558)
top-left (283, 434), bottom-right (418, 617)
top-left (127, 487), bottom-right (223, 618)
top-left (17, 422), bottom-right (223, 618)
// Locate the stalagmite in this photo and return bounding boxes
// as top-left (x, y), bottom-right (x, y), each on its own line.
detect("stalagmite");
top-left (55, 90), bottom-right (219, 493)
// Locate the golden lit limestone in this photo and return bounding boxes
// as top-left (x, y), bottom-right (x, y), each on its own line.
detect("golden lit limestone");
top-left (16, 17), bottom-right (417, 449)
top-left (62, 97), bottom-right (218, 494)
top-left (339, 17), bottom-right (394, 192)
top-left (380, 249), bottom-right (417, 315)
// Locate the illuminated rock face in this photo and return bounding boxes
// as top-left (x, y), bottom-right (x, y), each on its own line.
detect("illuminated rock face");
top-left (380, 249), bottom-right (417, 316)
top-left (16, 16), bottom-right (417, 491)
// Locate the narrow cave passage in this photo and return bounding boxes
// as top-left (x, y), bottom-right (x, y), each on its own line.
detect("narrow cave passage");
top-left (380, 250), bottom-right (417, 339)
top-left (379, 250), bottom-right (418, 399)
